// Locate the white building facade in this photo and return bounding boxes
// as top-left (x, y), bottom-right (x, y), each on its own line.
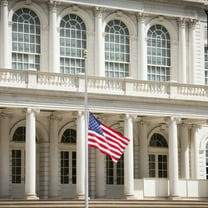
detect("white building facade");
top-left (0, 0), bottom-right (208, 200)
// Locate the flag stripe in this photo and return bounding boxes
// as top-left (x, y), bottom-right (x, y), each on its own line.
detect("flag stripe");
top-left (88, 112), bottom-right (130, 164)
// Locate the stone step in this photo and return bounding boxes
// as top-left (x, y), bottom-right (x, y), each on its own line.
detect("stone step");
top-left (0, 200), bottom-right (208, 208)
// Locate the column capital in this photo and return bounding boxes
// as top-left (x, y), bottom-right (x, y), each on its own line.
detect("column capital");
top-left (188, 18), bottom-right (198, 29)
top-left (1, 0), bottom-right (8, 7)
top-left (136, 12), bottom-right (147, 22)
top-left (0, 112), bottom-right (9, 119)
top-left (168, 116), bottom-right (181, 124)
top-left (26, 108), bottom-right (40, 115)
top-left (94, 7), bottom-right (105, 18)
top-left (177, 17), bottom-right (186, 28)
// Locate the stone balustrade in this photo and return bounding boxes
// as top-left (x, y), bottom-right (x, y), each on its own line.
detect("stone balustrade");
top-left (0, 68), bottom-right (208, 101)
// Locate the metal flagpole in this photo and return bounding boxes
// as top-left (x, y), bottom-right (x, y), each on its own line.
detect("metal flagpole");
top-left (83, 49), bottom-right (89, 208)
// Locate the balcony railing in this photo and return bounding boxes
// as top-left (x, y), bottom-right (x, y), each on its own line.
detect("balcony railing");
top-left (0, 68), bottom-right (208, 102)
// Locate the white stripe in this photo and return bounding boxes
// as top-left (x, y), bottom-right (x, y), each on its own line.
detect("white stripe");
top-left (88, 135), bottom-right (122, 156)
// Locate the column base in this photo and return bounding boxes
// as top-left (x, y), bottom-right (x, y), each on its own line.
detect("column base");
top-left (25, 193), bottom-right (39, 200)
top-left (169, 195), bottom-right (180, 200)
top-left (76, 193), bottom-right (90, 200)
top-left (125, 194), bottom-right (137, 200)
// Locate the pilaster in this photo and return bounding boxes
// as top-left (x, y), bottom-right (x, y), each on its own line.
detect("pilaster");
top-left (137, 12), bottom-right (147, 80)
top-left (94, 7), bottom-right (105, 76)
top-left (0, 113), bottom-right (9, 198)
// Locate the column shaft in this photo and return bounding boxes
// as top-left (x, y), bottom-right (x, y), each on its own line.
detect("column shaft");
top-left (25, 108), bottom-right (38, 199)
top-left (49, 3), bottom-right (58, 73)
top-left (76, 111), bottom-right (85, 199)
top-left (1, 0), bottom-right (9, 68)
top-left (178, 18), bottom-right (187, 83)
top-left (124, 114), bottom-right (135, 199)
top-left (168, 117), bottom-right (179, 198)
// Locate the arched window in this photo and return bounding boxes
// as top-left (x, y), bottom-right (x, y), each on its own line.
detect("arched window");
top-left (205, 46), bottom-right (208, 85)
top-left (205, 142), bottom-right (208, 179)
top-left (105, 19), bottom-right (129, 78)
top-left (12, 8), bottom-right (40, 70)
top-left (61, 129), bottom-right (76, 144)
top-left (12, 126), bottom-right (26, 142)
top-left (60, 14), bottom-right (86, 74)
top-left (12, 126), bottom-right (26, 184)
top-left (60, 129), bottom-right (76, 185)
top-left (147, 24), bottom-right (171, 82)
top-left (149, 133), bottom-right (168, 147)
top-left (149, 133), bottom-right (168, 178)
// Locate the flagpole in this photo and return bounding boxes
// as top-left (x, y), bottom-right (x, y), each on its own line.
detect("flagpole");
top-left (83, 49), bottom-right (89, 208)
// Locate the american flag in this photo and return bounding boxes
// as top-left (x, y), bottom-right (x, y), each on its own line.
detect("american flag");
top-left (88, 112), bottom-right (130, 164)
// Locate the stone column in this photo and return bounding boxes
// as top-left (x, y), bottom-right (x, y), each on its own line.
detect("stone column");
top-left (188, 19), bottom-right (197, 84)
top-left (49, 115), bottom-right (59, 198)
top-left (25, 108), bottom-right (39, 199)
top-left (0, 0), bottom-right (9, 68)
top-left (139, 120), bottom-right (148, 178)
top-left (49, 2), bottom-right (58, 73)
top-left (180, 123), bottom-right (190, 179)
top-left (137, 13), bottom-right (147, 80)
top-left (168, 117), bottom-right (179, 199)
top-left (94, 7), bottom-right (105, 76)
top-left (124, 114), bottom-right (135, 199)
top-left (178, 18), bottom-right (186, 83)
top-left (0, 113), bottom-right (9, 198)
top-left (191, 125), bottom-right (200, 179)
top-left (76, 111), bottom-right (85, 199)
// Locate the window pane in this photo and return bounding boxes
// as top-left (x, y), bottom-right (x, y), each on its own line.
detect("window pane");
top-left (12, 8), bottom-right (40, 70)
top-left (60, 14), bottom-right (86, 74)
top-left (147, 24), bottom-right (171, 82)
top-left (105, 19), bottom-right (130, 78)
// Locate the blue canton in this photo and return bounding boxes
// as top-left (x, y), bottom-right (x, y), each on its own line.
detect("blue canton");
top-left (88, 112), bottom-right (104, 136)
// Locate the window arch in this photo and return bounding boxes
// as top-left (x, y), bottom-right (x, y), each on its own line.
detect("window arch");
top-left (149, 133), bottom-right (168, 147)
top-left (105, 19), bottom-right (130, 78)
top-left (60, 14), bottom-right (86, 74)
top-left (12, 8), bottom-right (40, 70)
top-left (61, 129), bottom-right (76, 144)
top-left (147, 24), bottom-right (171, 82)
top-left (12, 126), bottom-right (26, 142)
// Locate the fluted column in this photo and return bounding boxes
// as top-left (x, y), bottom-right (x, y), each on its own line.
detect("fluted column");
top-left (124, 114), bottom-right (135, 199)
top-left (139, 120), bottom-right (148, 177)
top-left (168, 117), bottom-right (179, 198)
top-left (49, 2), bottom-right (58, 73)
top-left (137, 13), bottom-right (147, 80)
top-left (95, 7), bottom-right (104, 76)
top-left (178, 18), bottom-right (187, 83)
top-left (0, 0), bottom-right (9, 68)
top-left (191, 125), bottom-right (200, 179)
top-left (76, 111), bottom-right (85, 199)
top-left (49, 115), bottom-right (59, 198)
top-left (180, 123), bottom-right (190, 179)
top-left (0, 113), bottom-right (9, 198)
top-left (25, 108), bottom-right (39, 199)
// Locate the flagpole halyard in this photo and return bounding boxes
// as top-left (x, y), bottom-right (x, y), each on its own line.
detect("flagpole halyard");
top-left (83, 49), bottom-right (89, 208)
